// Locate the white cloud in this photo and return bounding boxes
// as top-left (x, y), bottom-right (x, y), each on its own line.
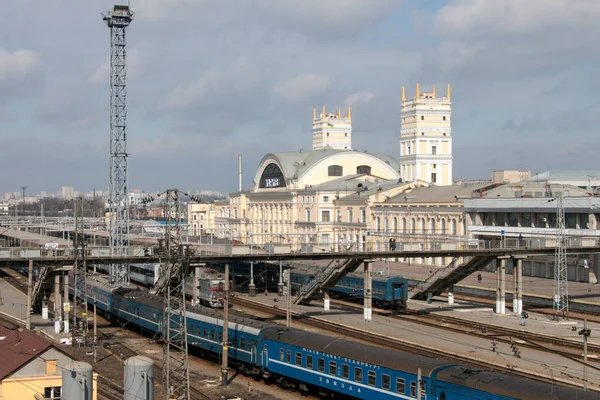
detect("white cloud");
top-left (435, 0), bottom-right (600, 37)
top-left (345, 91), bottom-right (375, 107)
top-left (271, 73), bottom-right (331, 103)
top-left (161, 56), bottom-right (265, 110)
top-left (0, 48), bottom-right (43, 103)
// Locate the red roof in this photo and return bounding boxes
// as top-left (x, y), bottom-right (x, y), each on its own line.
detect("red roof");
top-left (0, 326), bottom-right (51, 380)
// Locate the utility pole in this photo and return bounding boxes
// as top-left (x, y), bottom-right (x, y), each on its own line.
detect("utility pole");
top-left (103, 4), bottom-right (133, 286)
top-left (26, 259), bottom-right (33, 330)
top-left (579, 319), bottom-right (591, 391)
top-left (553, 195), bottom-right (568, 319)
top-left (72, 197), bottom-right (88, 347)
top-left (151, 189), bottom-right (192, 400)
top-left (21, 186), bottom-right (27, 217)
top-left (221, 264), bottom-right (229, 386)
top-left (93, 293), bottom-right (98, 364)
top-left (286, 269), bottom-right (291, 328)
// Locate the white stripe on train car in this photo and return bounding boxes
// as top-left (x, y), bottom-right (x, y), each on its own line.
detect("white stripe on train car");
top-left (185, 311), bottom-right (262, 336)
top-left (268, 359), bottom-right (413, 399)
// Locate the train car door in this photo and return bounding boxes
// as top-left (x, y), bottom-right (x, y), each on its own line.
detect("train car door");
top-left (262, 344), bottom-right (269, 368)
top-left (392, 281), bottom-right (404, 300)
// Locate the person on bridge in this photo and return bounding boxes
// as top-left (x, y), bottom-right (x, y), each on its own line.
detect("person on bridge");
top-left (521, 311), bottom-right (528, 326)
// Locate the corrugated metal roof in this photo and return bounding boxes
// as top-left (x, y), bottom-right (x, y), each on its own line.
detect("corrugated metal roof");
top-left (387, 183), bottom-right (490, 203)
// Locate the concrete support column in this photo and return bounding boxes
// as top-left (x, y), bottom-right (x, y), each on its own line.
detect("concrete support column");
top-left (278, 261), bottom-right (284, 296)
top-left (249, 262), bottom-right (256, 297)
top-left (363, 261), bottom-right (372, 322)
top-left (193, 266), bottom-right (201, 306)
top-left (514, 258), bottom-right (523, 314)
top-left (63, 275), bottom-right (70, 334)
top-left (54, 274), bottom-right (61, 317)
top-left (323, 289), bottom-right (330, 311)
top-left (496, 258), bottom-right (506, 314)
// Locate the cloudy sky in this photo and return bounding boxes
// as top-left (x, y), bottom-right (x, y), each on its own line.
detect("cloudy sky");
top-left (1, 0), bottom-right (599, 195)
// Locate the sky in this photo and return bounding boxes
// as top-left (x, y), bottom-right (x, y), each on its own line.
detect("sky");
top-left (1, 0), bottom-right (599, 195)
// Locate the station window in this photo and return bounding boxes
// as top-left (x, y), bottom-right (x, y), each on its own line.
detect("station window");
top-left (307, 355), bottom-right (313, 369)
top-left (410, 382), bottom-right (417, 397)
top-left (354, 367), bottom-right (363, 382)
top-left (209, 330), bottom-right (214, 340)
top-left (279, 349), bottom-right (284, 361)
top-left (396, 378), bottom-right (406, 394)
top-left (241, 338), bottom-right (246, 349)
top-left (382, 374), bottom-right (391, 390)
top-left (318, 358), bottom-right (325, 372)
top-left (342, 364), bottom-right (349, 379)
top-left (286, 350), bottom-right (291, 363)
top-left (218, 332), bottom-right (223, 343)
top-left (329, 361), bottom-right (337, 375)
top-left (420, 381), bottom-right (426, 395)
top-left (295, 352), bottom-right (302, 366)
top-left (368, 371), bottom-right (376, 386)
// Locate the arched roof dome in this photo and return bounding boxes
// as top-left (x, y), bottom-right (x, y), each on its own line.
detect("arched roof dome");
top-left (253, 148), bottom-right (400, 190)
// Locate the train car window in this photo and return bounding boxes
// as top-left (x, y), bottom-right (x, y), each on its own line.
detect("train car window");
top-left (410, 381), bottom-right (416, 397)
top-left (280, 349), bottom-right (284, 361)
top-left (382, 374), bottom-right (390, 390)
top-left (317, 358), bottom-right (325, 372)
top-left (342, 364), bottom-right (349, 378)
top-left (218, 332), bottom-right (223, 343)
top-left (354, 367), bottom-right (363, 382)
top-left (306, 355), bottom-right (313, 369)
top-left (295, 352), bottom-right (302, 366)
top-left (286, 350), bottom-right (291, 363)
top-left (209, 330), bottom-right (214, 340)
top-left (241, 337), bottom-right (246, 349)
top-left (329, 361), bottom-right (336, 375)
top-left (420, 381), bottom-right (426, 396)
top-left (396, 378), bottom-right (406, 394)
top-left (367, 371), bottom-right (376, 386)
top-left (203, 329), bottom-right (208, 338)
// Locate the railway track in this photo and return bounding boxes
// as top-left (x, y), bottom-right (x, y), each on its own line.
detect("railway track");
top-left (231, 295), bottom-right (598, 392)
top-left (328, 298), bottom-right (600, 364)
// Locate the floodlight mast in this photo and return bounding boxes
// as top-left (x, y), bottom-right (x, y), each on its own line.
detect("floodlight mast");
top-left (103, 5), bottom-right (134, 285)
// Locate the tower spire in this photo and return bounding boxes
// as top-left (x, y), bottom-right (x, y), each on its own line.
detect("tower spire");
top-left (322, 105), bottom-right (326, 118)
top-left (337, 109), bottom-right (341, 118)
top-left (446, 83), bottom-right (451, 99)
top-left (432, 86), bottom-right (436, 97)
top-left (313, 108), bottom-right (316, 121)
top-left (415, 83), bottom-right (420, 99)
top-left (401, 86), bottom-right (405, 102)
top-left (347, 106), bottom-right (352, 120)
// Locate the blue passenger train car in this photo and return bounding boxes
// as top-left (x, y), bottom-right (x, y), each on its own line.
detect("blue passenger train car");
top-left (290, 268), bottom-right (407, 309)
top-left (69, 276), bottom-right (594, 400)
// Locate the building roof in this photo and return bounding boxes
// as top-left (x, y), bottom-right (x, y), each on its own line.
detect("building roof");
top-left (253, 148), bottom-right (400, 190)
top-left (482, 182), bottom-right (589, 198)
top-left (387, 182), bottom-right (491, 204)
top-left (0, 326), bottom-right (51, 380)
top-left (527, 170), bottom-right (600, 183)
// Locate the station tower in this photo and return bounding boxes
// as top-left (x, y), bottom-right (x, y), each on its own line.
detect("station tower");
top-left (312, 106), bottom-right (352, 150)
top-left (399, 84), bottom-right (453, 185)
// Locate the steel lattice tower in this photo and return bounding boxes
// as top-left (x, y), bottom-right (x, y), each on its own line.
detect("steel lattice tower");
top-left (155, 189), bottom-right (191, 400)
top-left (103, 5), bottom-right (133, 285)
top-left (554, 194), bottom-right (569, 319)
top-left (72, 197), bottom-right (88, 346)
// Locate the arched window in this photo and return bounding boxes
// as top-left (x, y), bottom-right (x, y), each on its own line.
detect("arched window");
top-left (441, 219), bottom-right (446, 234)
top-left (420, 218), bottom-right (425, 233)
top-left (451, 219), bottom-right (457, 235)
top-left (410, 218), bottom-right (416, 233)
top-left (430, 218), bottom-right (436, 234)
top-left (376, 216), bottom-right (381, 232)
top-left (357, 165), bottom-right (371, 175)
top-left (393, 217), bottom-right (398, 232)
top-left (259, 163), bottom-right (286, 188)
top-left (328, 165), bottom-right (343, 176)
top-left (402, 218), bottom-right (407, 233)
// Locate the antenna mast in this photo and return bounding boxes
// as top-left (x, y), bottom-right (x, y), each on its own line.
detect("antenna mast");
top-left (554, 194), bottom-right (568, 319)
top-left (103, 4), bottom-right (134, 285)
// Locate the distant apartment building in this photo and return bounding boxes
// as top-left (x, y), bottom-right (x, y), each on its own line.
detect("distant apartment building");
top-left (312, 106), bottom-right (352, 150)
top-left (61, 186), bottom-right (75, 199)
top-left (399, 84), bottom-right (453, 185)
top-left (188, 202), bottom-right (216, 236)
